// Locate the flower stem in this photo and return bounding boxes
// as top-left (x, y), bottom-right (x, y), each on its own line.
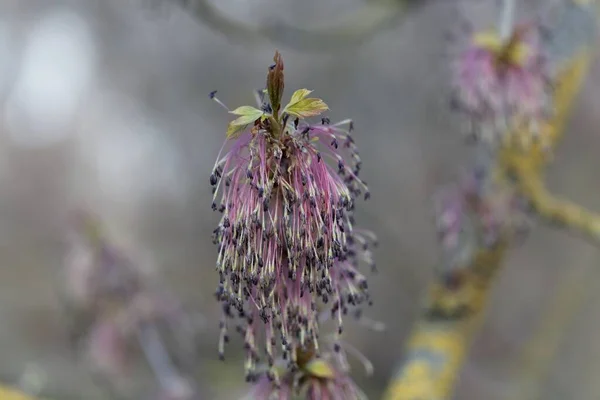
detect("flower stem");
top-left (499, 0), bottom-right (517, 41)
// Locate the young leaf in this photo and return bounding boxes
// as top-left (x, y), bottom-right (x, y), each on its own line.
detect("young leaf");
top-left (304, 359), bottom-right (336, 379)
top-left (282, 88), bottom-right (329, 118)
top-left (230, 105), bottom-right (264, 117)
top-left (226, 122), bottom-right (249, 139)
top-left (226, 106), bottom-right (264, 139)
top-left (284, 97), bottom-right (329, 119)
top-left (288, 88), bottom-right (313, 105)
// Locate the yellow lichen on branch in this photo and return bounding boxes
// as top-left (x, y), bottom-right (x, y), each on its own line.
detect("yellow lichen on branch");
top-left (499, 50), bottom-right (600, 245)
top-left (509, 163), bottom-right (600, 244)
top-left (382, 5), bottom-right (597, 399)
top-left (0, 386), bottom-right (41, 400)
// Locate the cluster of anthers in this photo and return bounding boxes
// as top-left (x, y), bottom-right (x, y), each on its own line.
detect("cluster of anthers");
top-left (451, 22), bottom-right (554, 148)
top-left (209, 51), bottom-right (377, 383)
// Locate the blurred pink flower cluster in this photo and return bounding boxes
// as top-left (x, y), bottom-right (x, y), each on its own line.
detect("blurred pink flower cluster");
top-left (452, 23), bottom-right (554, 145)
top-left (434, 162), bottom-right (531, 274)
top-left (62, 210), bottom-right (198, 399)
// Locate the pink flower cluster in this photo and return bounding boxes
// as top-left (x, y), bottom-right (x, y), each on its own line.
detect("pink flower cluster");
top-left (63, 210), bottom-right (198, 399)
top-left (452, 24), bottom-right (553, 144)
top-left (210, 53), bottom-right (377, 381)
top-left (434, 164), bottom-right (531, 273)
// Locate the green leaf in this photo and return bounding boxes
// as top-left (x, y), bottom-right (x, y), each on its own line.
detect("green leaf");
top-left (289, 88), bottom-right (313, 105)
top-left (285, 98), bottom-right (329, 118)
top-left (304, 359), bottom-right (336, 379)
top-left (283, 89), bottom-right (329, 119)
top-left (226, 106), bottom-right (264, 139)
top-left (229, 105), bottom-right (264, 117)
top-left (226, 122), bottom-right (248, 139)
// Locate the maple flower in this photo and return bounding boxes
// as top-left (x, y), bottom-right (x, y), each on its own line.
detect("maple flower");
top-left (451, 23), bottom-right (553, 145)
top-left (209, 51), bottom-right (377, 380)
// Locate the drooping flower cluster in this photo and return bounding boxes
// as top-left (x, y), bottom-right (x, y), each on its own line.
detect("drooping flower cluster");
top-left (451, 23), bottom-right (554, 146)
top-left (433, 160), bottom-right (531, 274)
top-left (62, 210), bottom-right (198, 399)
top-left (209, 52), bottom-right (376, 380)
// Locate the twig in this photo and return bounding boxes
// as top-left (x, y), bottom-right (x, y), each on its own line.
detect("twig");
top-left (172, 0), bottom-right (422, 51)
top-left (381, 1), bottom-right (598, 399)
top-left (499, 0), bottom-right (517, 40)
top-left (137, 321), bottom-right (197, 399)
top-left (507, 164), bottom-right (600, 245)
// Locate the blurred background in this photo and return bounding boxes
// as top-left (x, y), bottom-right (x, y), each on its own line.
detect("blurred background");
top-left (0, 0), bottom-right (599, 399)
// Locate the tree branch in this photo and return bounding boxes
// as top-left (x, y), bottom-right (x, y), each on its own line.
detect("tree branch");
top-left (0, 385), bottom-right (45, 400)
top-left (173, 0), bottom-right (423, 51)
top-left (509, 164), bottom-right (600, 245)
top-left (382, 1), bottom-right (598, 399)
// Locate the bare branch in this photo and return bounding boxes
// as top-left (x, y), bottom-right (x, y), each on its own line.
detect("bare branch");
top-left (173, 0), bottom-right (424, 51)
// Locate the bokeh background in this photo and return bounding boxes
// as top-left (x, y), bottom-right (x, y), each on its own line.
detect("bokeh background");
top-left (0, 0), bottom-right (599, 399)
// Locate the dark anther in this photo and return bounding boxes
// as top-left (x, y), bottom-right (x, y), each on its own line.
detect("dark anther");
top-left (211, 202), bottom-right (217, 211)
top-left (294, 118), bottom-right (299, 129)
top-left (321, 117), bottom-right (330, 125)
top-left (209, 90), bottom-right (218, 99)
top-left (331, 138), bottom-right (338, 149)
top-left (210, 174), bottom-right (218, 186)
top-left (364, 191), bottom-right (371, 200)
top-left (449, 94), bottom-right (461, 111)
top-left (370, 262), bottom-right (377, 273)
